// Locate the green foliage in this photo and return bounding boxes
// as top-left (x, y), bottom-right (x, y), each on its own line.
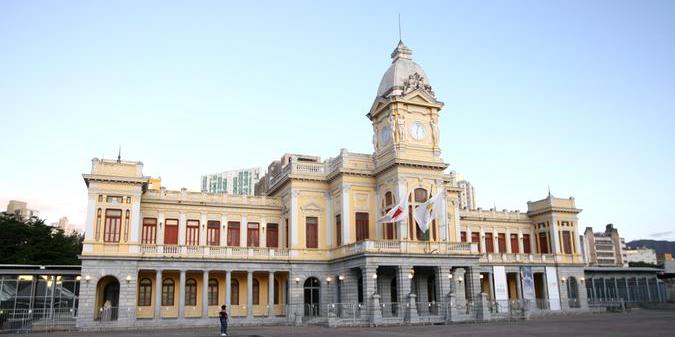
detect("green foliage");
top-left (0, 213), bottom-right (83, 265)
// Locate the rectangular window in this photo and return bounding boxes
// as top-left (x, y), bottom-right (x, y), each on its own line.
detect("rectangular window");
top-left (562, 231), bottom-right (573, 254)
top-left (267, 223), bottom-right (278, 248)
top-left (207, 221), bottom-right (220, 246)
top-left (510, 234), bottom-right (519, 253)
top-left (485, 233), bottom-right (494, 253)
top-left (335, 214), bottom-right (342, 246)
top-left (523, 234), bottom-right (531, 254)
top-left (539, 232), bottom-right (549, 254)
top-left (247, 222), bottom-right (260, 247)
top-left (497, 233), bottom-right (506, 253)
top-left (306, 216), bottom-right (318, 248)
top-left (460, 231), bottom-right (467, 242)
top-left (103, 209), bottom-right (122, 242)
top-left (164, 219), bottom-right (178, 245)
top-left (106, 196), bottom-right (123, 204)
top-left (471, 232), bottom-right (481, 251)
top-left (355, 212), bottom-right (369, 241)
top-left (141, 218), bottom-right (157, 244)
top-left (227, 222), bottom-right (240, 247)
top-left (186, 220), bottom-right (200, 246)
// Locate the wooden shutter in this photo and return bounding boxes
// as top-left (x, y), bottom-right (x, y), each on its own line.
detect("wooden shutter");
top-left (164, 219), bottom-right (178, 245)
top-left (227, 222), bottom-right (240, 247)
top-left (267, 223), bottom-right (278, 248)
top-left (306, 217), bottom-right (318, 248)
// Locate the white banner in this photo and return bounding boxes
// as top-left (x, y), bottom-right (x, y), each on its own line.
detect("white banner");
top-left (493, 266), bottom-right (508, 301)
top-left (545, 266), bottom-right (561, 310)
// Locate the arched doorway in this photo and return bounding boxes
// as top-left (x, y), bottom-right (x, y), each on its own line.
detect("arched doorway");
top-left (304, 277), bottom-right (320, 316)
top-left (96, 276), bottom-right (120, 321)
top-left (567, 277), bottom-right (580, 308)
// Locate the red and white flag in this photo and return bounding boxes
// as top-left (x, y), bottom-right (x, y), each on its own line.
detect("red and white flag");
top-left (377, 190), bottom-right (409, 223)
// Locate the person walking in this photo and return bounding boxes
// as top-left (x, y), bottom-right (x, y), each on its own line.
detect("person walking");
top-left (219, 305), bottom-right (229, 336)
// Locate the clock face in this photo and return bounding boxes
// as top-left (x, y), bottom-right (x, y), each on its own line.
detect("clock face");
top-left (379, 125), bottom-right (392, 145)
top-left (410, 121), bottom-right (427, 140)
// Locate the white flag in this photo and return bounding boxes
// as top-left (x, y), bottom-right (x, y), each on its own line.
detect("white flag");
top-left (413, 191), bottom-right (444, 233)
top-left (377, 190), bottom-right (409, 224)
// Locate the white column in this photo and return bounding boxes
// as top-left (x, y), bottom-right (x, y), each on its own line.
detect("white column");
top-left (221, 215), bottom-right (227, 247)
top-left (155, 270), bottom-right (162, 319)
top-left (340, 184), bottom-right (350, 244)
top-left (506, 229), bottom-right (512, 253)
top-left (261, 217), bottom-right (268, 247)
top-left (325, 192), bottom-right (333, 246)
top-left (129, 195), bottom-right (141, 244)
top-left (178, 270), bottom-right (186, 318)
top-left (518, 231), bottom-right (524, 254)
top-left (202, 270), bottom-right (209, 318)
top-left (178, 212), bottom-right (186, 246)
top-left (225, 271), bottom-right (232, 306)
top-left (84, 194), bottom-right (96, 241)
top-left (290, 190), bottom-right (299, 247)
top-left (493, 229), bottom-right (499, 252)
top-left (479, 228), bottom-right (486, 253)
top-left (241, 216), bottom-right (248, 247)
top-left (199, 214), bottom-right (207, 246)
top-left (268, 271), bottom-right (275, 317)
top-left (157, 211), bottom-right (165, 245)
top-left (550, 217), bottom-right (561, 254)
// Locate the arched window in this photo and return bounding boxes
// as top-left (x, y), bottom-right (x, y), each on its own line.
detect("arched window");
top-left (138, 278), bottom-right (152, 306)
top-left (252, 278), bottom-right (260, 305)
top-left (162, 278), bottom-right (175, 306)
top-left (208, 279), bottom-right (219, 306)
top-left (185, 278), bottom-right (197, 306)
top-left (231, 280), bottom-right (239, 305)
top-left (303, 277), bottom-right (320, 316)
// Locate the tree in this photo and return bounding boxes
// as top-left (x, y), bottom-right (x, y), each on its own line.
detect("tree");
top-left (0, 213), bottom-right (83, 265)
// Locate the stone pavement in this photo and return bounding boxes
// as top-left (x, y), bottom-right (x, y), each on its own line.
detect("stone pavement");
top-left (30, 309), bottom-right (675, 337)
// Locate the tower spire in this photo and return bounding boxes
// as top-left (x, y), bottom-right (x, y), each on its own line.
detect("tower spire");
top-left (398, 13), bottom-right (402, 42)
top-left (117, 145), bottom-right (121, 163)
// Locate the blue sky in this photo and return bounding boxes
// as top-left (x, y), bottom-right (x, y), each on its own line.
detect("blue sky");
top-left (1, 0), bottom-right (674, 241)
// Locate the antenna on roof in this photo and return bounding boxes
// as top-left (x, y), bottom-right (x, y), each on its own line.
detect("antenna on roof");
top-left (398, 13), bottom-right (402, 42)
top-left (117, 145), bottom-right (121, 163)
top-left (548, 185), bottom-right (551, 197)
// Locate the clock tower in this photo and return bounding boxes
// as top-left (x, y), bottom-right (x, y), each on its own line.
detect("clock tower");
top-left (367, 41), bottom-right (446, 172)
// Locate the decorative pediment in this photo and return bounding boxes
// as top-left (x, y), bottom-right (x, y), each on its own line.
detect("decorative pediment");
top-left (301, 202), bottom-right (323, 212)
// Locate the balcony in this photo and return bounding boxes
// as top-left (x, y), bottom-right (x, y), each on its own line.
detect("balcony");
top-left (479, 253), bottom-right (584, 264)
top-left (85, 240), bottom-right (478, 261)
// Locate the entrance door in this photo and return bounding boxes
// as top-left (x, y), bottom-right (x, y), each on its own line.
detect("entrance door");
top-left (304, 277), bottom-right (320, 316)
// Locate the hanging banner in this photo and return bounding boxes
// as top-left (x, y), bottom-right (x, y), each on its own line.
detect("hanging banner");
top-left (521, 266), bottom-right (536, 300)
top-left (545, 266), bottom-right (561, 310)
top-left (493, 266), bottom-right (508, 301)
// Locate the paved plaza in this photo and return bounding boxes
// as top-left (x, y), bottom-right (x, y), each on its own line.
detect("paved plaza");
top-left (29, 309), bottom-right (675, 337)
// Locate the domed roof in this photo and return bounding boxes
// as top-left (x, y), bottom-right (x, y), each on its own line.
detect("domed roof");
top-left (376, 41), bottom-right (435, 98)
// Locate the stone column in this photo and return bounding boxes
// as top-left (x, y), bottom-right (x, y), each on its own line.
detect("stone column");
top-left (200, 214), bottom-right (207, 246)
top-left (479, 230), bottom-right (486, 253)
top-left (178, 212), bottom-right (186, 246)
top-left (325, 192), bottom-right (333, 246)
top-left (247, 271), bottom-right (253, 319)
top-left (225, 271), bottom-right (232, 306)
top-left (437, 267), bottom-right (451, 299)
top-left (466, 267), bottom-right (481, 302)
top-left (241, 216), bottom-right (248, 248)
top-left (340, 184), bottom-right (350, 244)
top-left (505, 229), bottom-right (512, 253)
top-left (178, 270), bottom-right (186, 319)
top-left (221, 215), bottom-right (227, 247)
top-left (268, 271), bottom-right (275, 317)
top-left (202, 270), bottom-right (209, 318)
top-left (155, 270), bottom-right (162, 319)
top-left (518, 231), bottom-right (524, 254)
top-left (290, 189), bottom-right (299, 247)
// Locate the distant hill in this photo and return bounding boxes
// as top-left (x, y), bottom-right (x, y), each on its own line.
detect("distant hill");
top-left (626, 240), bottom-right (675, 255)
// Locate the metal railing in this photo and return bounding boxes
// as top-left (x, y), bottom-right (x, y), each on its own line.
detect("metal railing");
top-left (0, 308), bottom-right (78, 333)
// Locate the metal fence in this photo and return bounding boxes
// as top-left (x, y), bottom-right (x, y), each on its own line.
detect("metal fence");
top-left (0, 307), bottom-right (78, 333)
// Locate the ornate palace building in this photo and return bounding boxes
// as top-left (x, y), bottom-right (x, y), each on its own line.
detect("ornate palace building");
top-left (77, 41), bottom-right (589, 329)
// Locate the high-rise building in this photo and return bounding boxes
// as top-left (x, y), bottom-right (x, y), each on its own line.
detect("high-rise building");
top-left (4, 200), bottom-right (39, 220)
top-left (51, 216), bottom-right (81, 234)
top-left (456, 177), bottom-right (476, 210)
top-left (581, 224), bottom-right (625, 266)
top-left (623, 247), bottom-right (657, 265)
top-left (200, 168), bottom-right (262, 196)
